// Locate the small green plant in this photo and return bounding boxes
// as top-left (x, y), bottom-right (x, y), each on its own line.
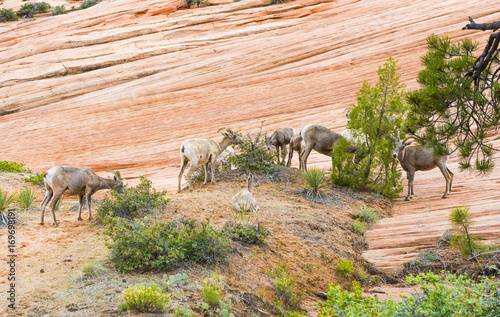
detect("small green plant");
top-left (423, 252), bottom-right (439, 262)
top-left (0, 161), bottom-right (25, 173)
top-left (0, 8), bottom-right (18, 22)
top-left (174, 306), bottom-right (192, 316)
top-left (17, 2), bottom-right (51, 18)
top-left (16, 186), bottom-right (37, 209)
top-left (301, 167), bottom-right (326, 199)
top-left (119, 283), bottom-right (170, 313)
top-left (336, 258), bottom-right (354, 277)
top-left (450, 207), bottom-right (485, 257)
top-left (232, 125), bottom-right (276, 173)
top-left (270, 263), bottom-right (302, 311)
top-left (352, 219), bottom-right (366, 233)
top-left (355, 205), bottom-right (379, 223)
top-left (201, 273), bottom-right (225, 307)
top-left (23, 173), bottom-right (44, 185)
top-left (0, 189), bottom-right (16, 212)
top-left (217, 298), bottom-right (235, 317)
top-left (80, 0), bottom-right (99, 9)
top-left (81, 261), bottom-right (106, 278)
top-left (222, 221), bottom-right (270, 244)
top-left (52, 5), bottom-right (66, 15)
top-left (164, 273), bottom-right (189, 287)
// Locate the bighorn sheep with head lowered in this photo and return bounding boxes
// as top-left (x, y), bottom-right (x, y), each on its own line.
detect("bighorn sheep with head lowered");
top-left (40, 167), bottom-right (124, 227)
top-left (178, 128), bottom-right (243, 192)
top-left (286, 132), bottom-right (303, 169)
top-left (392, 136), bottom-right (453, 201)
top-left (231, 174), bottom-right (259, 212)
top-left (265, 127), bottom-right (295, 164)
top-left (300, 124), bottom-right (342, 171)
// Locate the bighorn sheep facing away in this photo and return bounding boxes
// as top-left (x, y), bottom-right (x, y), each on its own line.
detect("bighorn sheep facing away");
top-left (392, 137), bottom-right (453, 201)
top-left (300, 124), bottom-right (342, 171)
top-left (40, 167), bottom-right (124, 227)
top-left (286, 133), bottom-right (304, 169)
top-left (231, 174), bottom-right (259, 212)
top-left (265, 127), bottom-right (295, 164)
top-left (178, 128), bottom-right (243, 192)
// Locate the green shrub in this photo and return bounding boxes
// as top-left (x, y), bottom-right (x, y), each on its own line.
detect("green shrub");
top-left (335, 258), bottom-right (353, 276)
top-left (352, 219), bottom-right (366, 233)
top-left (16, 186), bottom-right (37, 209)
top-left (232, 127), bottom-right (276, 173)
top-left (81, 261), bottom-right (106, 278)
top-left (355, 205), bottom-right (379, 223)
top-left (17, 2), bottom-right (51, 18)
top-left (0, 189), bottom-right (16, 212)
top-left (0, 8), bottom-right (18, 22)
top-left (0, 161), bottom-right (25, 173)
top-left (120, 283), bottom-right (170, 313)
top-left (52, 5), bottom-right (66, 15)
top-left (222, 221), bottom-right (270, 244)
top-left (201, 273), bottom-right (224, 307)
top-left (80, 0), bottom-right (99, 9)
top-left (94, 176), bottom-right (170, 223)
top-left (301, 167), bottom-right (326, 199)
top-left (449, 207), bottom-right (486, 257)
top-left (270, 263), bottom-right (302, 310)
top-left (103, 217), bottom-right (231, 273)
top-left (23, 173), bottom-right (44, 185)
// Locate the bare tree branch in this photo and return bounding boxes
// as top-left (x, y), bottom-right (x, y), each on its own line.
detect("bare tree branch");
top-left (462, 17), bottom-right (500, 31)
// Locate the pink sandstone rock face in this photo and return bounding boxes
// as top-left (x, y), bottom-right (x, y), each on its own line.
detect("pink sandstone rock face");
top-left (0, 0), bottom-right (499, 273)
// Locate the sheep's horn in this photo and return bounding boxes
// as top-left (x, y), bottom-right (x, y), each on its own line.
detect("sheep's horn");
top-left (217, 127), bottom-right (233, 133)
top-left (402, 137), bottom-right (415, 143)
top-left (107, 170), bottom-right (122, 179)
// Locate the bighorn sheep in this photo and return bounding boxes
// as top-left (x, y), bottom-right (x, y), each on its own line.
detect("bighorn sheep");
top-left (286, 133), bottom-right (304, 169)
top-left (217, 145), bottom-right (234, 169)
top-left (178, 128), bottom-right (243, 192)
top-left (341, 110), bottom-right (367, 146)
top-left (231, 174), bottom-right (259, 212)
top-left (40, 167), bottom-right (124, 227)
top-left (265, 127), bottom-right (295, 164)
top-left (300, 124), bottom-right (342, 171)
top-left (392, 136), bottom-right (453, 201)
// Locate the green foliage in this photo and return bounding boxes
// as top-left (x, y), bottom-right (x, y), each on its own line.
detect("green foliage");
top-left (81, 261), bottom-right (106, 278)
top-left (103, 217), bottom-right (231, 273)
top-left (16, 186), bottom-right (37, 209)
top-left (119, 283), bottom-right (170, 313)
top-left (174, 306), bottom-right (193, 316)
top-left (52, 5), bottom-right (66, 15)
top-left (351, 219), bottom-right (366, 233)
top-left (185, 0), bottom-right (209, 8)
top-left (316, 272), bottom-right (500, 316)
top-left (271, 0), bottom-right (288, 4)
top-left (164, 273), bottom-right (189, 287)
top-left (201, 273), bottom-right (224, 307)
top-left (270, 263), bottom-right (302, 311)
top-left (449, 207), bottom-right (485, 257)
top-left (17, 2), bottom-right (50, 18)
top-left (331, 58), bottom-right (407, 199)
top-left (0, 161), bottom-right (25, 173)
top-left (407, 35), bottom-right (500, 176)
top-left (301, 167), bottom-right (326, 199)
top-left (335, 258), bottom-right (353, 277)
top-left (222, 221), bottom-right (270, 244)
top-left (355, 205), bottom-right (379, 223)
top-left (232, 127), bottom-right (276, 173)
top-left (80, 0), bottom-right (99, 9)
top-left (0, 189), bottom-right (16, 212)
top-left (94, 176), bottom-right (170, 223)
top-left (23, 173), bottom-right (44, 185)
top-left (423, 252), bottom-right (439, 262)
top-left (0, 8), bottom-right (18, 22)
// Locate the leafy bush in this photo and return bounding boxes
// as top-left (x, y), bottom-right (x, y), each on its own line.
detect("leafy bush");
top-left (94, 176), bottom-right (170, 223)
top-left (355, 205), bottom-right (379, 223)
top-left (270, 263), bottom-right (302, 311)
top-left (17, 2), bottom-right (51, 18)
top-left (301, 167), bottom-right (326, 199)
top-left (185, 0), bottom-right (210, 8)
top-left (232, 128), bottom-right (276, 173)
top-left (52, 5), bottom-right (66, 15)
top-left (352, 219), bottom-right (366, 233)
top-left (80, 0), bottom-right (99, 9)
top-left (0, 161), bottom-right (25, 173)
top-left (23, 173), bottom-right (44, 185)
top-left (222, 221), bottom-right (270, 244)
top-left (103, 217), bottom-right (231, 273)
top-left (335, 258), bottom-right (353, 276)
top-left (0, 189), bottom-right (16, 212)
top-left (81, 261), bottom-right (106, 278)
top-left (316, 272), bottom-right (500, 316)
top-left (16, 186), bottom-right (37, 209)
top-left (0, 8), bottom-right (18, 22)
top-left (120, 283), bottom-right (170, 313)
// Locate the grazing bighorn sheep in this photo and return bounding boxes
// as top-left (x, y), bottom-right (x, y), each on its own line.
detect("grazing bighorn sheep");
top-left (341, 110), bottom-right (367, 146)
top-left (231, 174), bottom-right (259, 212)
top-left (178, 128), bottom-right (243, 192)
top-left (265, 127), bottom-right (295, 164)
top-left (300, 124), bottom-right (342, 171)
top-left (392, 136), bottom-right (453, 201)
top-left (40, 167), bottom-right (124, 227)
top-left (286, 133), bottom-right (304, 169)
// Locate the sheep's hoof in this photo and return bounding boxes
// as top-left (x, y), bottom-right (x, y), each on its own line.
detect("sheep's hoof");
top-left (78, 217), bottom-right (83, 221)
top-left (404, 197), bottom-right (410, 201)
top-left (53, 222), bottom-right (59, 228)
top-left (442, 195), bottom-right (447, 199)
top-left (40, 222), bottom-right (44, 226)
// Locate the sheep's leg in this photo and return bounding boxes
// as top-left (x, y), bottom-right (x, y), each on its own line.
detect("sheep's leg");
top-left (447, 167), bottom-right (454, 192)
top-left (178, 157), bottom-right (189, 192)
top-left (77, 195), bottom-right (84, 221)
top-left (203, 163), bottom-right (208, 184)
top-left (86, 192), bottom-right (92, 220)
top-left (301, 143), bottom-right (314, 171)
top-left (50, 192), bottom-right (63, 227)
top-left (40, 189), bottom-right (53, 225)
top-left (286, 143), bottom-right (294, 167)
top-left (437, 164), bottom-right (451, 198)
top-left (186, 164), bottom-right (197, 191)
top-left (405, 170), bottom-right (414, 201)
top-left (210, 161), bottom-right (216, 184)
top-left (275, 145), bottom-right (280, 163)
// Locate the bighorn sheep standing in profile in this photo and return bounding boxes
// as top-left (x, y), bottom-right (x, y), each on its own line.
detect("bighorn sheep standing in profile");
top-left (286, 133), bottom-right (304, 169)
top-left (392, 136), bottom-right (453, 201)
top-left (231, 174), bottom-right (259, 212)
top-left (40, 167), bottom-right (124, 227)
top-left (265, 127), bottom-right (295, 164)
top-left (300, 124), bottom-right (342, 171)
top-left (178, 128), bottom-right (243, 192)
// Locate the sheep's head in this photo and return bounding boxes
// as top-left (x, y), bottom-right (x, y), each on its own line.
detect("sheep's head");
top-left (218, 128), bottom-right (244, 145)
top-left (264, 133), bottom-right (273, 150)
top-left (107, 170), bottom-right (125, 193)
top-left (392, 138), bottom-right (412, 158)
top-left (346, 109), bottom-right (351, 123)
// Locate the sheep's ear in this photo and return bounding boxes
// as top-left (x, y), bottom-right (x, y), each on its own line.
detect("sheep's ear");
top-left (405, 141), bottom-right (413, 146)
top-left (221, 131), bottom-right (229, 137)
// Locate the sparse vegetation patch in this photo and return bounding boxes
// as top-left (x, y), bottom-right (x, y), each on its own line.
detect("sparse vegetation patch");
top-left (119, 283), bottom-right (170, 313)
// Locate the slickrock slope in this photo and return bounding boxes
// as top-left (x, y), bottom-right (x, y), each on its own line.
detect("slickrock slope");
top-left (0, 0), bottom-right (499, 272)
